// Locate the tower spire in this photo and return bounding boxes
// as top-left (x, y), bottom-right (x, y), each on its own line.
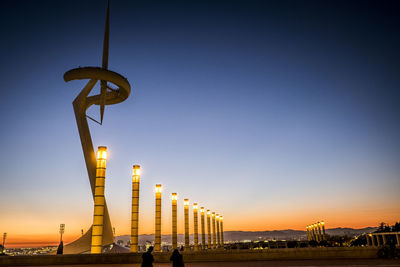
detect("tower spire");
top-left (100, 0), bottom-right (110, 124)
top-left (102, 0), bottom-right (110, 70)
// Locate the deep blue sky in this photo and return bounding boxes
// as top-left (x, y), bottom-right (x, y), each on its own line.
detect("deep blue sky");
top-left (0, 0), bottom-right (399, 243)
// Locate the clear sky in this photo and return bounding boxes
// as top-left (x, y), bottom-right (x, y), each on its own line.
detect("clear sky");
top-left (0, 0), bottom-right (399, 247)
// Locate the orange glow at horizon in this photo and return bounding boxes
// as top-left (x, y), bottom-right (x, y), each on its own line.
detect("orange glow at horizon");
top-left (3, 208), bottom-right (398, 248)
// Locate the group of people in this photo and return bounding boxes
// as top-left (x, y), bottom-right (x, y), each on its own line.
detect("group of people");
top-left (142, 246), bottom-right (184, 267)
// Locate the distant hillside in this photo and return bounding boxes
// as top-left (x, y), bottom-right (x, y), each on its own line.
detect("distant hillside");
top-left (115, 227), bottom-right (376, 246)
top-left (325, 227), bottom-right (377, 236)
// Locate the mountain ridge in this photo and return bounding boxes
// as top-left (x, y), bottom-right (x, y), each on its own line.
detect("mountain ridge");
top-left (114, 227), bottom-right (376, 245)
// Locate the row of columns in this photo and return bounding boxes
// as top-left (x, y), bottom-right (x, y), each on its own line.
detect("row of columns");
top-left (306, 221), bottom-right (326, 242)
top-left (171, 196), bottom-right (224, 251)
top-left (90, 147), bottom-right (225, 254)
top-left (152, 189), bottom-right (224, 252)
top-left (366, 233), bottom-right (400, 247)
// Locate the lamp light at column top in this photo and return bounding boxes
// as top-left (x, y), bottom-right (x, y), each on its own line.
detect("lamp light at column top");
top-left (321, 221), bottom-right (325, 225)
top-left (132, 165), bottom-right (141, 176)
top-left (155, 184), bottom-right (162, 193)
top-left (200, 207), bottom-right (205, 213)
top-left (212, 213), bottom-right (215, 217)
top-left (220, 216), bottom-right (223, 221)
top-left (132, 165), bottom-right (140, 183)
top-left (193, 203), bottom-right (198, 210)
top-left (96, 146), bottom-right (107, 159)
top-left (171, 193), bottom-right (177, 200)
top-left (184, 199), bottom-right (189, 206)
top-left (207, 210), bottom-right (211, 215)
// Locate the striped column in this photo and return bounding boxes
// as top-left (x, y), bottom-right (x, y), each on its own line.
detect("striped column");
top-left (206, 210), bottom-right (211, 249)
top-left (171, 193), bottom-right (178, 250)
top-left (193, 203), bottom-right (199, 251)
top-left (200, 207), bottom-right (206, 250)
top-left (130, 165), bottom-right (140, 252)
top-left (212, 212), bottom-right (216, 249)
top-left (91, 146), bottom-right (107, 254)
top-left (317, 222), bottom-right (323, 241)
top-left (220, 216), bottom-right (224, 247)
top-left (216, 214), bottom-right (221, 248)
top-left (321, 221), bottom-right (326, 240)
top-left (313, 224), bottom-right (318, 242)
top-left (184, 199), bottom-right (190, 250)
top-left (154, 184), bottom-right (162, 252)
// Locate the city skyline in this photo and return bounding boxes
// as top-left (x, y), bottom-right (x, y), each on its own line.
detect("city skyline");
top-left (1, 0), bottom-right (400, 248)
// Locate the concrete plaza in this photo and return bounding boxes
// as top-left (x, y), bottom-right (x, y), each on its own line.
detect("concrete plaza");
top-left (24, 259), bottom-right (400, 267)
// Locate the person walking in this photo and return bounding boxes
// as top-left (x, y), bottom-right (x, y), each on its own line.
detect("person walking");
top-left (170, 249), bottom-right (185, 267)
top-left (142, 246), bottom-right (154, 267)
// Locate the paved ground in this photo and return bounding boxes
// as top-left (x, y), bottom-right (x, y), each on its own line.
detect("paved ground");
top-left (25, 259), bottom-right (400, 267)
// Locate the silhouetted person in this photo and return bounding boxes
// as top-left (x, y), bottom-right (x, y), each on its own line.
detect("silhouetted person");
top-left (142, 246), bottom-right (154, 267)
top-left (170, 249), bottom-right (185, 267)
top-left (56, 241), bottom-right (63, 255)
top-left (388, 237), bottom-right (396, 258)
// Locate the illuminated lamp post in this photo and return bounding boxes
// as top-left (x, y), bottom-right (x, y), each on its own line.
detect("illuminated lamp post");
top-left (220, 216), bottom-right (224, 247)
top-left (171, 193), bottom-right (178, 250)
top-left (91, 146), bottom-right (107, 254)
top-left (154, 184), bottom-right (162, 252)
top-left (193, 203), bottom-right (199, 251)
top-left (212, 212), bottom-right (216, 249)
top-left (200, 207), bottom-right (206, 250)
top-left (216, 214), bottom-right (221, 248)
top-left (321, 221), bottom-right (326, 240)
top-left (131, 165), bottom-right (141, 252)
top-left (184, 199), bottom-right (190, 250)
top-left (207, 210), bottom-right (211, 249)
top-left (306, 226), bottom-right (310, 241)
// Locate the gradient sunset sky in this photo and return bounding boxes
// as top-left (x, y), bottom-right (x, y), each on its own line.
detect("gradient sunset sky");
top-left (0, 0), bottom-right (399, 247)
